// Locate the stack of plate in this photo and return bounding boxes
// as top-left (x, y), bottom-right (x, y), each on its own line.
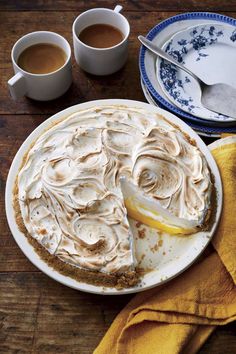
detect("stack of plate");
top-left (139, 12), bottom-right (236, 137)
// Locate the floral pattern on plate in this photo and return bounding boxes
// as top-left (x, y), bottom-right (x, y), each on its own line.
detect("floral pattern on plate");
top-left (139, 12), bottom-right (236, 126)
top-left (157, 24), bottom-right (236, 122)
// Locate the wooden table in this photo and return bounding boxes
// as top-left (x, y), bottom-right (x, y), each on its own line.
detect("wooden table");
top-left (0, 1), bottom-right (235, 353)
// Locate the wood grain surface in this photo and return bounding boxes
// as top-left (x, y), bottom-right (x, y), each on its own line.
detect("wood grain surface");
top-left (0, 1), bottom-right (235, 353)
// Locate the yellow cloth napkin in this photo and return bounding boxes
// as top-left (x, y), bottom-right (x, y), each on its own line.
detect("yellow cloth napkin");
top-left (94, 136), bottom-right (236, 354)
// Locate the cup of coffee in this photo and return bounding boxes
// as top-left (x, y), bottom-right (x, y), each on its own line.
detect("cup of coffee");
top-left (72, 5), bottom-right (130, 75)
top-left (8, 31), bottom-right (72, 101)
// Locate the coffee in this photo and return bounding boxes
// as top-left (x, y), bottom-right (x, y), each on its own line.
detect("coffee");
top-left (78, 24), bottom-right (124, 48)
top-left (17, 43), bottom-right (67, 74)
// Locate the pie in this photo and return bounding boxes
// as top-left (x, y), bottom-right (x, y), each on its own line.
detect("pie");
top-left (14, 105), bottom-right (213, 288)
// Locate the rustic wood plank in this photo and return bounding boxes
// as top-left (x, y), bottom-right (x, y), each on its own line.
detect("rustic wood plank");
top-left (0, 273), bottom-right (235, 353)
top-left (200, 322), bottom-right (236, 354)
top-left (0, 272), bottom-right (132, 353)
top-left (0, 212), bottom-right (38, 272)
top-left (0, 115), bottom-right (47, 182)
top-left (2, 11), bottom-right (236, 115)
top-left (0, 115), bottom-right (47, 272)
top-left (1, 0), bottom-right (236, 12)
top-left (0, 222), bottom-right (38, 272)
top-left (0, 2), bottom-right (235, 353)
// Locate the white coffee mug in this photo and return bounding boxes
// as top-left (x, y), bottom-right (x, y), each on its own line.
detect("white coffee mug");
top-left (8, 31), bottom-right (72, 101)
top-left (72, 5), bottom-right (130, 76)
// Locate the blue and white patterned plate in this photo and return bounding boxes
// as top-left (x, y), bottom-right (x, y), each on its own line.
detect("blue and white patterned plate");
top-left (157, 23), bottom-right (236, 122)
top-left (139, 12), bottom-right (236, 126)
top-left (141, 78), bottom-right (236, 137)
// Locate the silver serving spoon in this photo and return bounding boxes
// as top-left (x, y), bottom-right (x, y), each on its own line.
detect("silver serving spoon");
top-left (139, 35), bottom-right (236, 120)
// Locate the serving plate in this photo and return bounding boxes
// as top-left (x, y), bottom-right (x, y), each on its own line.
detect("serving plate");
top-left (139, 12), bottom-right (236, 126)
top-left (5, 99), bottom-right (222, 295)
top-left (157, 23), bottom-right (236, 122)
top-left (140, 79), bottom-right (236, 137)
top-left (140, 79), bottom-right (217, 137)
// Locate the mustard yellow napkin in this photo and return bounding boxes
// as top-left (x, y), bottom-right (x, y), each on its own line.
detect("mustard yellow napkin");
top-left (94, 136), bottom-right (236, 354)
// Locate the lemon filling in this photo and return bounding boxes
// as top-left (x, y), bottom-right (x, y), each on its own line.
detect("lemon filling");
top-left (125, 197), bottom-right (197, 235)
top-left (121, 178), bottom-right (199, 236)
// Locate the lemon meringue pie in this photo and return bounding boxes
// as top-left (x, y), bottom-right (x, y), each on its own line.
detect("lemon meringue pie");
top-left (15, 105), bottom-right (212, 288)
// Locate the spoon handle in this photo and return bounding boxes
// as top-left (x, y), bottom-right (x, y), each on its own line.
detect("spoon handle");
top-left (138, 35), bottom-right (202, 85)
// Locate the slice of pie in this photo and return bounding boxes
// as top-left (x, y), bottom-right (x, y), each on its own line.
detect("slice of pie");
top-left (15, 105), bottom-right (213, 288)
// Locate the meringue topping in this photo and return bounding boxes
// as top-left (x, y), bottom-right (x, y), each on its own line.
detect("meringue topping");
top-left (18, 106), bottom-right (212, 274)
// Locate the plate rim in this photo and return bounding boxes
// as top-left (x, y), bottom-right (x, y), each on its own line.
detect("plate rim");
top-left (141, 78), bottom-right (236, 134)
top-left (5, 99), bottom-right (223, 295)
top-left (156, 22), bottom-right (236, 122)
top-left (139, 11), bottom-right (236, 126)
top-left (140, 78), bottom-right (221, 137)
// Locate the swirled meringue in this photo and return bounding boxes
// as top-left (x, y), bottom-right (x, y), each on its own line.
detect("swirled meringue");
top-left (18, 106), bottom-right (212, 274)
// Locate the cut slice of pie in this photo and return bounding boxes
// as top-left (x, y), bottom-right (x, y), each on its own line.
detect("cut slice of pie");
top-left (15, 105), bottom-right (213, 288)
top-left (121, 178), bottom-right (200, 235)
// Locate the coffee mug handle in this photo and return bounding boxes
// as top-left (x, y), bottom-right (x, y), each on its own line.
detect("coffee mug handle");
top-left (114, 5), bottom-right (123, 13)
top-left (8, 72), bottom-right (27, 100)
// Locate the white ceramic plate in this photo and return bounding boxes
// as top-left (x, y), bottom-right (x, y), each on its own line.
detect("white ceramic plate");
top-left (141, 78), bottom-right (159, 106)
top-left (157, 23), bottom-right (236, 122)
top-left (5, 99), bottom-right (223, 295)
top-left (140, 79), bottom-right (221, 138)
top-left (139, 12), bottom-right (236, 126)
